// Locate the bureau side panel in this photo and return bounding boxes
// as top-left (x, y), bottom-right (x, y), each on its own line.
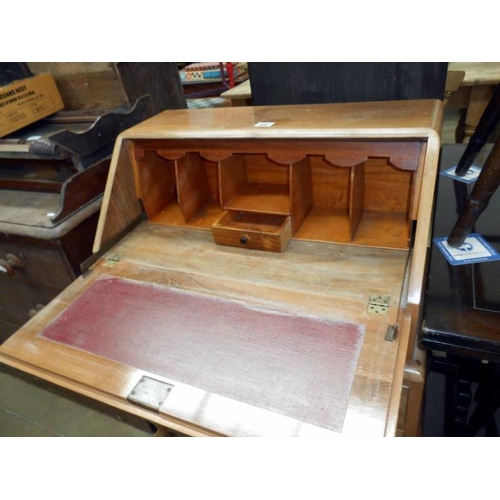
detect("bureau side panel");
top-left (93, 139), bottom-right (144, 252)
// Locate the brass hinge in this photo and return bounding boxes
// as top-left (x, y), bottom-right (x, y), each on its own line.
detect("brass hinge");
top-left (367, 294), bottom-right (390, 315)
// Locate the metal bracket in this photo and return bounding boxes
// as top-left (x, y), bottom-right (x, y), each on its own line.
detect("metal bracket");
top-left (127, 376), bottom-right (173, 412)
top-left (385, 324), bottom-right (398, 341)
top-left (367, 294), bottom-right (390, 315)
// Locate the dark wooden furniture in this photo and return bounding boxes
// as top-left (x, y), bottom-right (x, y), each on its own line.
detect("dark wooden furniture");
top-left (0, 152), bottom-right (108, 343)
top-left (422, 144), bottom-right (500, 436)
top-left (0, 63), bottom-right (187, 343)
top-left (447, 137), bottom-right (500, 247)
top-left (25, 62), bottom-right (187, 117)
top-left (454, 84), bottom-right (500, 177)
top-left (446, 63), bottom-right (500, 143)
top-left (447, 86), bottom-right (500, 247)
top-left (248, 63), bottom-right (448, 105)
top-left (0, 100), bottom-right (150, 343)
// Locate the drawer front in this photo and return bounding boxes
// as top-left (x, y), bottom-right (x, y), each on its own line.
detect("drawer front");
top-left (0, 318), bottom-right (20, 344)
top-left (212, 211), bottom-right (292, 252)
top-left (0, 241), bottom-right (75, 289)
top-left (0, 279), bottom-right (59, 327)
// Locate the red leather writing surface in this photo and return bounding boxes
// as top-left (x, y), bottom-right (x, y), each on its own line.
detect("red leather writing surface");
top-left (40, 276), bottom-right (364, 432)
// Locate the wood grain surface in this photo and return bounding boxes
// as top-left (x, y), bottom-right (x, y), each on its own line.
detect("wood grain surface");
top-left (0, 101), bottom-right (444, 437)
top-left (0, 223), bottom-right (409, 436)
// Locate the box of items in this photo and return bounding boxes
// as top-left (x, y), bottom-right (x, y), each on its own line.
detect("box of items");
top-left (0, 73), bottom-right (64, 137)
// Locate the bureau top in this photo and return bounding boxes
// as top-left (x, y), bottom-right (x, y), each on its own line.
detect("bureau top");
top-left (121, 99), bottom-right (443, 141)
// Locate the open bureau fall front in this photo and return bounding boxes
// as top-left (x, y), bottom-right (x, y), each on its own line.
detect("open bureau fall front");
top-left (0, 101), bottom-right (443, 436)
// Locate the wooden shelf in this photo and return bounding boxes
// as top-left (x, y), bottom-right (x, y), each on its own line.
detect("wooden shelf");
top-left (294, 208), bottom-right (351, 244)
top-left (352, 211), bottom-right (410, 249)
top-left (131, 141), bottom-right (416, 250)
top-left (149, 200), bottom-right (223, 229)
top-left (294, 208), bottom-right (409, 249)
top-left (224, 183), bottom-right (290, 215)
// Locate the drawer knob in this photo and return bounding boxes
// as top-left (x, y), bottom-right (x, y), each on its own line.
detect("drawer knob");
top-left (240, 235), bottom-right (249, 244)
top-left (28, 304), bottom-right (45, 318)
top-left (0, 259), bottom-right (14, 276)
top-left (6, 254), bottom-right (23, 269)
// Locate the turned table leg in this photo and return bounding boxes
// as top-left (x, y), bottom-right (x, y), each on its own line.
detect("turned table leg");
top-left (455, 84), bottom-right (500, 176)
top-left (448, 137), bottom-right (500, 247)
top-left (462, 85), bottom-right (496, 144)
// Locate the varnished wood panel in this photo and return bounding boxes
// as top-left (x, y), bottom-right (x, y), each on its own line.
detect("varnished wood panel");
top-left (149, 201), bottom-right (223, 229)
top-left (126, 101), bottom-right (442, 140)
top-left (290, 157), bottom-right (313, 233)
top-left (137, 151), bottom-right (176, 219)
top-left (246, 155), bottom-right (289, 184)
top-left (363, 159), bottom-right (413, 213)
top-left (294, 208), bottom-right (351, 244)
top-left (176, 153), bottom-right (211, 222)
top-left (134, 139), bottom-right (424, 170)
top-left (350, 163), bottom-right (365, 241)
top-left (94, 139), bottom-right (144, 252)
top-left (310, 157), bottom-right (349, 209)
top-left (1, 223), bottom-right (409, 436)
top-left (53, 160), bottom-right (109, 223)
top-left (224, 183), bottom-right (290, 215)
top-left (219, 154), bottom-right (248, 207)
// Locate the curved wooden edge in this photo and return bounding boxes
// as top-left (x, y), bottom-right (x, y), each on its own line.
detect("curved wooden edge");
top-left (157, 149), bottom-right (186, 161)
top-left (406, 130), bottom-right (442, 361)
top-left (199, 151), bottom-right (233, 162)
top-left (324, 155), bottom-right (367, 167)
top-left (0, 334), bottom-right (342, 438)
top-left (266, 152), bottom-right (306, 165)
top-left (0, 352), bottom-right (220, 437)
top-left (52, 160), bottom-right (109, 223)
top-left (123, 100), bottom-right (443, 141)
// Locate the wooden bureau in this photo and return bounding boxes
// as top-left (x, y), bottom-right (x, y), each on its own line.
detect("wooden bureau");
top-left (0, 100), bottom-right (443, 436)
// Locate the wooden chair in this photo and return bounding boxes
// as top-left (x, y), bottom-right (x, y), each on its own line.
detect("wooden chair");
top-left (448, 85), bottom-right (500, 247)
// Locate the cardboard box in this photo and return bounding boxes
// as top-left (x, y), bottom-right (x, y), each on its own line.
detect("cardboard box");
top-left (0, 73), bottom-right (64, 137)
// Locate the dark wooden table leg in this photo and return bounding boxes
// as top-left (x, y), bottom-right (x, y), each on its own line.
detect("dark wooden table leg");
top-left (455, 84), bottom-right (500, 176)
top-left (448, 137), bottom-right (500, 247)
top-left (465, 363), bottom-right (500, 437)
top-left (430, 355), bottom-right (473, 437)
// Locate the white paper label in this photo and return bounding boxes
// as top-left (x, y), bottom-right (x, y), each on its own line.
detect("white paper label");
top-left (440, 165), bottom-right (481, 184)
top-left (433, 234), bottom-right (500, 265)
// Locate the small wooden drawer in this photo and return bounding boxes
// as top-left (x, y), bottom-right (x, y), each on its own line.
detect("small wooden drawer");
top-left (0, 242), bottom-right (74, 290)
top-left (212, 211), bottom-right (292, 252)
